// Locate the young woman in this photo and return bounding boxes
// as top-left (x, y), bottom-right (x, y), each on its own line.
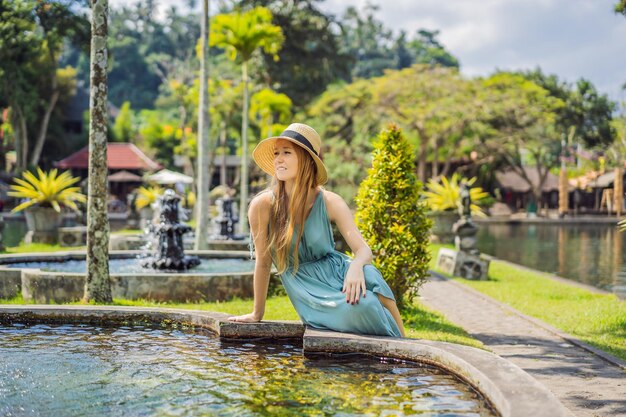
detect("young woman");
top-left (229, 123), bottom-right (405, 338)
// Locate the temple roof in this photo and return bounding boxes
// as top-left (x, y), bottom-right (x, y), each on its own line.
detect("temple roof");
top-left (55, 143), bottom-right (162, 171)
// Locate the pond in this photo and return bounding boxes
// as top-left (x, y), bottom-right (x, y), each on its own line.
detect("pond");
top-left (4, 258), bottom-right (255, 274)
top-left (476, 222), bottom-right (626, 299)
top-left (0, 323), bottom-right (496, 416)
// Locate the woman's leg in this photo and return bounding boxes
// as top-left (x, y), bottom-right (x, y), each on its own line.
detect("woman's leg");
top-left (377, 294), bottom-right (406, 337)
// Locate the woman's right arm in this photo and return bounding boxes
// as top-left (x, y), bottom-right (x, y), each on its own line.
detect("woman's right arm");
top-left (229, 193), bottom-right (272, 322)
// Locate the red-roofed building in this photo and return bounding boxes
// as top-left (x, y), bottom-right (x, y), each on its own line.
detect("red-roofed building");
top-left (55, 143), bottom-right (162, 172)
top-left (55, 143), bottom-right (162, 204)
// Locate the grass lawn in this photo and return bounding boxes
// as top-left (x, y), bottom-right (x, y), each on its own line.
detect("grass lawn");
top-left (430, 243), bottom-right (626, 362)
top-left (1, 243), bottom-right (86, 254)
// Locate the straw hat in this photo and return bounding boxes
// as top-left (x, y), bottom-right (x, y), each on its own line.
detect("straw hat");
top-left (252, 123), bottom-right (328, 185)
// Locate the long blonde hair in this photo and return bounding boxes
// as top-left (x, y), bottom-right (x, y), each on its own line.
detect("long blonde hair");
top-left (267, 143), bottom-right (319, 274)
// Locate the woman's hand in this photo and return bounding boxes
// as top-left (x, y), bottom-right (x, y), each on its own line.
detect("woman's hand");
top-left (228, 312), bottom-right (263, 323)
top-left (342, 264), bottom-right (367, 305)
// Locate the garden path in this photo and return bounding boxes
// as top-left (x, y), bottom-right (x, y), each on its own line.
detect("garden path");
top-left (420, 272), bottom-right (626, 417)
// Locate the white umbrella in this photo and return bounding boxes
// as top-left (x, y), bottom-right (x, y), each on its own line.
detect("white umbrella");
top-left (147, 169), bottom-right (194, 185)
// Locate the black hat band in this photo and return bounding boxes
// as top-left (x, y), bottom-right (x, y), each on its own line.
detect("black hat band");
top-left (280, 130), bottom-right (318, 156)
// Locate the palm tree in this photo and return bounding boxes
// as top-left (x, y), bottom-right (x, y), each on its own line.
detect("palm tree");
top-left (85, 0), bottom-right (112, 303)
top-left (210, 6), bottom-right (284, 234)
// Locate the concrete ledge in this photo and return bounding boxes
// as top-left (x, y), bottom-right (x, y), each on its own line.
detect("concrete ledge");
top-left (0, 267), bottom-right (21, 299)
top-left (304, 329), bottom-right (570, 417)
top-left (109, 234), bottom-right (250, 252)
top-left (0, 304), bottom-right (569, 417)
top-left (0, 305), bottom-right (304, 340)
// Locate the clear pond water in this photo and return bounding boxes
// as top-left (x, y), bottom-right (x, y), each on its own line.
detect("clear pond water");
top-left (0, 323), bottom-right (496, 416)
top-left (3, 258), bottom-right (255, 274)
top-left (476, 223), bottom-right (626, 298)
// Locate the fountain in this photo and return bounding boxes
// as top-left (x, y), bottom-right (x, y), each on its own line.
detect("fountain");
top-left (0, 190), bottom-right (254, 303)
top-left (142, 189), bottom-right (200, 270)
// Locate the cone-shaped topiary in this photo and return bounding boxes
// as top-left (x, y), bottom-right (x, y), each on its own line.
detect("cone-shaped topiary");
top-left (355, 124), bottom-right (431, 308)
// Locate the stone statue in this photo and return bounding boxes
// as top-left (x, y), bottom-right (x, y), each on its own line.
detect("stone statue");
top-left (458, 181), bottom-right (472, 218)
top-left (436, 178), bottom-right (490, 280)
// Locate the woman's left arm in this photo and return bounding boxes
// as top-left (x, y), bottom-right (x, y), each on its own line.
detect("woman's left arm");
top-left (325, 191), bottom-right (371, 305)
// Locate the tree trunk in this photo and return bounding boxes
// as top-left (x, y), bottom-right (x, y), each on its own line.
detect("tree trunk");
top-left (558, 166), bottom-right (568, 216)
top-left (194, 0), bottom-right (211, 250)
top-left (417, 137), bottom-right (428, 183)
top-left (30, 89), bottom-right (60, 167)
top-left (432, 138), bottom-right (440, 178)
top-left (439, 148), bottom-right (454, 178)
top-left (238, 60), bottom-right (250, 235)
top-left (11, 106), bottom-right (28, 171)
top-left (614, 167), bottom-right (624, 216)
top-left (220, 122), bottom-right (227, 186)
top-left (84, 0), bottom-right (112, 303)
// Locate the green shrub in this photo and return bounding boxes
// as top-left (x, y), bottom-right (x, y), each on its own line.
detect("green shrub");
top-left (355, 124), bottom-right (432, 308)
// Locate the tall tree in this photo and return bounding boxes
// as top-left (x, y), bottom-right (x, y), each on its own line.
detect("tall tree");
top-left (104, 0), bottom-right (201, 108)
top-left (29, 1), bottom-right (89, 167)
top-left (374, 64), bottom-right (480, 182)
top-left (84, 0), bottom-right (112, 303)
top-left (408, 30), bottom-right (459, 68)
top-left (210, 6), bottom-right (284, 234)
top-left (195, 0), bottom-right (211, 250)
top-left (339, 6), bottom-right (458, 80)
top-left (523, 69), bottom-right (615, 149)
top-left (0, 0), bottom-right (89, 170)
top-left (0, 0), bottom-right (40, 171)
top-left (478, 72), bottom-right (564, 208)
top-left (340, 4), bottom-right (395, 79)
top-left (521, 70), bottom-right (616, 214)
top-left (237, 0), bottom-right (351, 108)
top-left (307, 79), bottom-right (383, 203)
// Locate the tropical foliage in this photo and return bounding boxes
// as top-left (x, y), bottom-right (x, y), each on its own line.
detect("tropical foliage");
top-left (355, 125), bottom-right (431, 308)
top-left (134, 185), bottom-right (164, 211)
top-left (8, 168), bottom-right (86, 213)
top-left (0, 0), bottom-right (89, 169)
top-left (423, 174), bottom-right (489, 216)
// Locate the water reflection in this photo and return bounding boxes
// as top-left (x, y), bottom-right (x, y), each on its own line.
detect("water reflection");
top-left (0, 324), bottom-right (496, 417)
top-left (477, 223), bottom-right (626, 298)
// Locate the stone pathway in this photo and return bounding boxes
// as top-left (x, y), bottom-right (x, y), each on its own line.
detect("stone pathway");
top-left (419, 273), bottom-right (626, 417)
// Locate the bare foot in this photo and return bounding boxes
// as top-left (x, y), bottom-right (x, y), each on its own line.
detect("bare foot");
top-left (228, 313), bottom-right (262, 323)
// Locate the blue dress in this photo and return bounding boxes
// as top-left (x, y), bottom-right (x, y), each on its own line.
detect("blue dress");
top-left (278, 191), bottom-right (402, 338)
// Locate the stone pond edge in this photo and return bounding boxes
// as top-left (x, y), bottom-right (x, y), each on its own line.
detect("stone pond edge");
top-left (0, 304), bottom-right (569, 417)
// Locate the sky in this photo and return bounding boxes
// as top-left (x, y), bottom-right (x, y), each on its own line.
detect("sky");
top-left (111, 0), bottom-right (626, 103)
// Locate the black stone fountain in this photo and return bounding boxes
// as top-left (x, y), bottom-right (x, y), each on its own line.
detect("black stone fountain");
top-left (143, 189), bottom-right (200, 270)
